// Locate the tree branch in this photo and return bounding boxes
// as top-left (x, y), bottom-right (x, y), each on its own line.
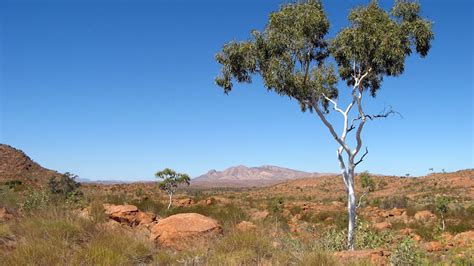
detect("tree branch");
top-left (354, 147), bottom-right (368, 167)
top-left (313, 103), bottom-right (352, 155)
top-left (356, 189), bottom-right (369, 209)
top-left (348, 105), bottom-right (402, 132)
top-left (322, 93), bottom-right (345, 115)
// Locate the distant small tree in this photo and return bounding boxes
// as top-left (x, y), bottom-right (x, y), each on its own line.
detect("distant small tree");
top-left (155, 168), bottom-right (190, 209)
top-left (428, 168), bottom-right (434, 172)
top-left (48, 172), bottom-right (81, 198)
top-left (435, 196), bottom-right (450, 231)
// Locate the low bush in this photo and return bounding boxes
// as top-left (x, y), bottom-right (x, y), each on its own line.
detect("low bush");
top-left (378, 195), bottom-right (408, 209)
top-left (390, 237), bottom-right (426, 265)
top-left (317, 220), bottom-right (391, 251)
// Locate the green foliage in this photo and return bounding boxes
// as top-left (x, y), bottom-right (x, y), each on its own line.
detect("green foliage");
top-left (216, 0), bottom-right (433, 108)
top-left (435, 196), bottom-right (450, 216)
top-left (378, 195), bottom-right (409, 209)
top-left (48, 172), bottom-right (81, 199)
top-left (3, 180), bottom-right (24, 191)
top-left (360, 171), bottom-right (375, 192)
top-left (390, 237), bottom-right (426, 266)
top-left (269, 197), bottom-right (284, 214)
top-left (317, 220), bottom-right (390, 251)
top-left (332, 0), bottom-right (433, 95)
top-left (155, 168), bottom-right (190, 196)
top-left (300, 210), bottom-right (348, 230)
top-left (22, 189), bottom-right (52, 211)
top-left (215, 0), bottom-right (337, 112)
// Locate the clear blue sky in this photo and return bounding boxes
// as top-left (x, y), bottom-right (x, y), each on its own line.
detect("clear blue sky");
top-left (1, 0), bottom-right (472, 181)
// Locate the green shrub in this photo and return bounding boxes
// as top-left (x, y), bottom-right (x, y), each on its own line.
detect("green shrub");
top-left (390, 237), bottom-right (426, 266)
top-left (300, 210), bottom-right (347, 230)
top-left (22, 189), bottom-right (52, 211)
top-left (48, 172), bottom-right (81, 198)
top-left (378, 195), bottom-right (408, 209)
top-left (317, 220), bottom-right (391, 251)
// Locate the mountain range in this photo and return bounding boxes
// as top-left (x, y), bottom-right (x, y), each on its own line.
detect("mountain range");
top-left (191, 165), bottom-right (332, 187)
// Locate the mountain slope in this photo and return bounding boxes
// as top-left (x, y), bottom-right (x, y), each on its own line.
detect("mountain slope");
top-left (0, 144), bottom-right (61, 185)
top-left (191, 165), bottom-right (331, 187)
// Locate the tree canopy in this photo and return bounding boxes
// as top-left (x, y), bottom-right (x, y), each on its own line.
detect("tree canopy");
top-left (215, 0), bottom-right (433, 107)
top-left (155, 168), bottom-right (190, 195)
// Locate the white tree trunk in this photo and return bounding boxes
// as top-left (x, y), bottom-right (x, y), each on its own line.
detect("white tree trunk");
top-left (346, 169), bottom-right (357, 250)
top-left (313, 69), bottom-right (371, 250)
top-left (167, 192), bottom-right (173, 210)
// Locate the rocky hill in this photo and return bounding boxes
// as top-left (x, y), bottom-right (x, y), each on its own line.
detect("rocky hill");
top-left (0, 144), bottom-right (61, 185)
top-left (191, 165), bottom-right (331, 187)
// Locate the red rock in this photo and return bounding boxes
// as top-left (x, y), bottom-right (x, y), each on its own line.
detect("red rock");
top-left (414, 210), bottom-right (437, 223)
top-left (150, 213), bottom-right (222, 250)
top-left (333, 249), bottom-right (388, 265)
top-left (399, 228), bottom-right (414, 235)
top-left (452, 231), bottom-right (474, 247)
top-left (373, 222), bottom-right (392, 231)
top-left (102, 204), bottom-right (155, 226)
top-left (423, 241), bottom-right (443, 252)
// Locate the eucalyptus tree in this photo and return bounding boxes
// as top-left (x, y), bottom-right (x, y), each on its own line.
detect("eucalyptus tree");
top-left (155, 168), bottom-right (191, 210)
top-left (215, 0), bottom-right (433, 250)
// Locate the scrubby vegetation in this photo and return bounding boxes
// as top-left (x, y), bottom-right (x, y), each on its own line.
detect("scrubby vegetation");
top-left (1, 170), bottom-right (473, 265)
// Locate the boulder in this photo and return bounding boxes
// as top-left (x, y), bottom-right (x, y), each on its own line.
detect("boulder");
top-left (373, 222), bottom-right (392, 231)
top-left (399, 228), bottom-right (414, 235)
top-left (452, 231), bottom-right (474, 247)
top-left (177, 198), bottom-right (195, 207)
top-left (414, 210), bottom-right (437, 223)
top-left (236, 221), bottom-right (257, 232)
top-left (102, 204), bottom-right (156, 226)
top-left (423, 241), bottom-right (443, 252)
top-left (150, 213), bottom-right (222, 250)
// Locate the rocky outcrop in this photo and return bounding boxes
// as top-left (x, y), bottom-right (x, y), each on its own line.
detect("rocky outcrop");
top-left (0, 144), bottom-right (61, 185)
top-left (150, 213), bottom-right (222, 250)
top-left (102, 204), bottom-right (157, 227)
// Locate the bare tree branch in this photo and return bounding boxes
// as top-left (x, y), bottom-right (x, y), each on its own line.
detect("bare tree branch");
top-left (348, 105), bottom-right (402, 132)
top-left (356, 189), bottom-right (369, 209)
top-left (354, 147), bottom-right (368, 167)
